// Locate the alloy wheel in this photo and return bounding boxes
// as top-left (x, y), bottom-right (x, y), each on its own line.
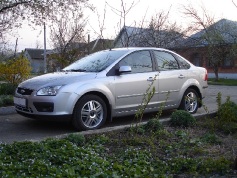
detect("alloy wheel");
top-left (81, 100), bottom-right (104, 129)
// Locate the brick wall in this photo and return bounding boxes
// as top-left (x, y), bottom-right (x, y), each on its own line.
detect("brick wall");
top-left (175, 46), bottom-right (237, 74)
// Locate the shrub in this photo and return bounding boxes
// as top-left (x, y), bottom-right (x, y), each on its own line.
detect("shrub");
top-left (216, 97), bottom-right (237, 134)
top-left (0, 95), bottom-right (14, 107)
top-left (221, 122), bottom-right (237, 134)
top-left (0, 83), bottom-right (17, 95)
top-left (144, 118), bottom-right (164, 132)
top-left (170, 110), bottom-right (196, 127)
top-left (0, 53), bottom-right (31, 84)
top-left (218, 97), bottom-right (237, 122)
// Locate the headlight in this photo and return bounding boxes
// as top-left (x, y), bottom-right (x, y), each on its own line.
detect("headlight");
top-left (37, 86), bottom-right (62, 96)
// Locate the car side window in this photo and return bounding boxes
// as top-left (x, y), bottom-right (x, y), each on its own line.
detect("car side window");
top-left (154, 51), bottom-right (179, 70)
top-left (175, 55), bottom-right (191, 69)
top-left (119, 50), bottom-right (152, 73)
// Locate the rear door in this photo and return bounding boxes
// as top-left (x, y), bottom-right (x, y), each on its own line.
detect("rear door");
top-left (153, 50), bottom-right (189, 108)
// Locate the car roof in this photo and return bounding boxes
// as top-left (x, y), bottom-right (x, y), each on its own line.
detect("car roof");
top-left (108, 47), bottom-right (173, 53)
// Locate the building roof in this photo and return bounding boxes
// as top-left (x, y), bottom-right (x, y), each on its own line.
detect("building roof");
top-left (114, 26), bottom-right (185, 48)
top-left (183, 19), bottom-right (237, 47)
top-left (25, 48), bottom-right (47, 60)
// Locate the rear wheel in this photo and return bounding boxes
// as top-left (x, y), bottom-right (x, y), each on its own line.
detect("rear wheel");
top-left (179, 88), bottom-right (199, 114)
top-left (72, 95), bottom-right (107, 131)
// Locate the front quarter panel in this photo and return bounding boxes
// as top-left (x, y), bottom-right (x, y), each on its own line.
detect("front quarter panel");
top-left (64, 77), bottom-right (116, 115)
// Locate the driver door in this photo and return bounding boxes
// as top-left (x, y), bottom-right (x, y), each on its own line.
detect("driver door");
top-left (112, 50), bottom-right (159, 116)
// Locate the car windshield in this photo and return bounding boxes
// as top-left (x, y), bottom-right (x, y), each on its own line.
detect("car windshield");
top-left (63, 49), bottom-right (129, 72)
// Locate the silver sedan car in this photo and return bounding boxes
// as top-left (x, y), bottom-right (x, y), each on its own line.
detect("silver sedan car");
top-left (14, 47), bottom-right (208, 130)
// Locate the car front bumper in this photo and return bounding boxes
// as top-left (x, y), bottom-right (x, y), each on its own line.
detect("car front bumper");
top-left (14, 91), bottom-right (80, 117)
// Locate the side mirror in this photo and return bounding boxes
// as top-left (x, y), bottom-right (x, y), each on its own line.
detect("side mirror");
top-left (119, 66), bottom-right (131, 74)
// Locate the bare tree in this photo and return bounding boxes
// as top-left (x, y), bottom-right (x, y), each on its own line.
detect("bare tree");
top-left (88, 3), bottom-right (112, 53)
top-left (113, 9), bottom-right (189, 50)
top-left (233, 0), bottom-right (237, 8)
top-left (106, 0), bottom-right (140, 29)
top-left (0, 0), bottom-right (92, 39)
top-left (35, 40), bottom-right (42, 49)
top-left (105, 0), bottom-right (141, 47)
top-left (183, 4), bottom-right (237, 81)
top-left (49, 12), bottom-right (87, 70)
top-left (139, 10), bottom-right (189, 48)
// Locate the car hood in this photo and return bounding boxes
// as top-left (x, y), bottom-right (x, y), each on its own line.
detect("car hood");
top-left (19, 72), bottom-right (97, 90)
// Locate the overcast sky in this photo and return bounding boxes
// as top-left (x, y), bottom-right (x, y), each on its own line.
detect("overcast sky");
top-left (6, 0), bottom-right (237, 52)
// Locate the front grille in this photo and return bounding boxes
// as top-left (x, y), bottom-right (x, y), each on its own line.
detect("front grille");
top-left (17, 87), bottom-right (34, 95)
top-left (15, 105), bottom-right (33, 113)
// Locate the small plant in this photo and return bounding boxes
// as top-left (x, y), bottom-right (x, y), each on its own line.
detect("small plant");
top-left (200, 132), bottom-right (221, 145)
top-left (215, 95), bottom-right (237, 134)
top-left (135, 75), bottom-right (157, 123)
top-left (170, 110), bottom-right (196, 127)
top-left (143, 118), bottom-right (163, 133)
top-left (218, 96), bottom-right (237, 122)
top-left (64, 133), bottom-right (85, 146)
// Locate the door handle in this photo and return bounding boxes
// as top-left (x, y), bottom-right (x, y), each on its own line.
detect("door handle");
top-left (178, 74), bottom-right (185, 79)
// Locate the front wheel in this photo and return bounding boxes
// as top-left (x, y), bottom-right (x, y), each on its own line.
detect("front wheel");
top-left (72, 95), bottom-right (107, 131)
top-left (179, 88), bottom-right (199, 114)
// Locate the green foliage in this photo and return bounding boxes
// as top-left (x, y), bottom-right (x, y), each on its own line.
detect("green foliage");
top-left (218, 96), bottom-right (237, 122)
top-left (215, 94), bottom-right (237, 134)
top-left (200, 133), bottom-right (221, 144)
top-left (0, 83), bottom-right (17, 95)
top-left (0, 95), bottom-right (13, 107)
top-left (0, 122), bottom-right (234, 177)
top-left (0, 54), bottom-right (31, 84)
top-left (170, 110), bottom-right (196, 127)
top-left (135, 84), bottom-right (156, 123)
top-left (0, 83), bottom-right (16, 107)
top-left (143, 118), bottom-right (164, 132)
top-left (198, 157), bottom-right (232, 175)
top-left (131, 119), bottom-right (164, 135)
top-left (0, 139), bottom-right (110, 177)
top-left (64, 133), bottom-right (85, 146)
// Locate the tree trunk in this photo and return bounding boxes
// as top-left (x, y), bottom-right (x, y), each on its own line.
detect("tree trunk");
top-left (214, 67), bottom-right (219, 81)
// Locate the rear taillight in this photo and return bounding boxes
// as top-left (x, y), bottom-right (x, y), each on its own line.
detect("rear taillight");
top-left (204, 69), bottom-right (208, 81)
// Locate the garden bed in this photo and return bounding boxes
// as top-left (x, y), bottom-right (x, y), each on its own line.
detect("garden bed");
top-left (0, 114), bottom-right (237, 177)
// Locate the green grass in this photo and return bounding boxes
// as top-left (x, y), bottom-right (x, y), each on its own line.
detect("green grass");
top-left (208, 78), bottom-right (237, 86)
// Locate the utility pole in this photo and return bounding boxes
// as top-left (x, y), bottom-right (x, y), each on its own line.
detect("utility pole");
top-left (88, 34), bottom-right (90, 55)
top-left (44, 22), bottom-right (47, 73)
top-left (14, 38), bottom-right (18, 57)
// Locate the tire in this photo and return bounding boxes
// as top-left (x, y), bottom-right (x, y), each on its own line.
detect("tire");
top-left (72, 94), bottom-right (107, 131)
top-left (179, 88), bottom-right (199, 114)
